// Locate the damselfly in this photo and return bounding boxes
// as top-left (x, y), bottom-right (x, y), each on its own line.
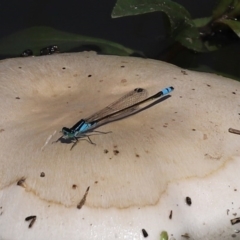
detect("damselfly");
top-left (57, 86), bottom-right (174, 149)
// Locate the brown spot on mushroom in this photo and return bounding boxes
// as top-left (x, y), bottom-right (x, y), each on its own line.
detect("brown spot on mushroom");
top-left (40, 172), bottom-right (45, 177)
top-left (0, 129), bottom-right (4, 133)
top-left (77, 186), bottom-right (90, 209)
top-left (169, 210), bottom-right (173, 219)
top-left (121, 79), bottom-right (127, 83)
top-left (181, 70), bottom-right (187, 75)
top-left (181, 233), bottom-right (190, 239)
top-left (17, 177), bottom-right (26, 188)
top-left (72, 184), bottom-right (77, 189)
top-left (113, 150), bottom-right (119, 155)
top-left (15, 97), bottom-right (20, 99)
top-left (203, 134), bottom-right (208, 140)
top-left (204, 153), bottom-right (221, 160)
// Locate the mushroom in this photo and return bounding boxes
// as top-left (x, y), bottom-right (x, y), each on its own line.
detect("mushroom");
top-left (0, 51), bottom-right (239, 239)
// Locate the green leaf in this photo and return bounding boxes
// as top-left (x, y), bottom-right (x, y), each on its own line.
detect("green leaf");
top-left (220, 19), bottom-right (240, 37)
top-left (112, 0), bottom-right (207, 52)
top-left (193, 17), bottom-right (220, 51)
top-left (201, 41), bottom-right (221, 51)
top-left (212, 0), bottom-right (240, 20)
top-left (175, 22), bottom-right (207, 52)
top-left (227, 1), bottom-right (240, 18)
top-left (193, 17), bottom-right (212, 28)
top-left (112, 0), bottom-right (191, 30)
top-left (0, 26), bottom-right (143, 57)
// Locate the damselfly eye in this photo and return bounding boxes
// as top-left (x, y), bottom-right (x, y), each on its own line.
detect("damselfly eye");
top-left (62, 127), bottom-right (71, 135)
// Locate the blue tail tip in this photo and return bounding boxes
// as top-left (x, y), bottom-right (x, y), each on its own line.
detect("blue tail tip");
top-left (162, 86), bottom-right (174, 95)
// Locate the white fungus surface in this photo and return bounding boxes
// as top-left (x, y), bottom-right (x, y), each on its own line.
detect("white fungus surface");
top-left (0, 52), bottom-right (239, 239)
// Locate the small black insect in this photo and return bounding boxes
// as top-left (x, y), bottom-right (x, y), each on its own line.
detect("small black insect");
top-left (40, 45), bottom-right (59, 55)
top-left (186, 196), bottom-right (192, 206)
top-left (142, 229), bottom-right (148, 238)
top-left (20, 49), bottom-right (33, 57)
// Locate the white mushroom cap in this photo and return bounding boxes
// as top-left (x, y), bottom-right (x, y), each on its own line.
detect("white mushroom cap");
top-left (0, 52), bottom-right (239, 239)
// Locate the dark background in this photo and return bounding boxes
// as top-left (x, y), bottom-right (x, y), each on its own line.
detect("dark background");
top-left (0, 0), bottom-right (216, 56)
top-left (1, 0), bottom-right (239, 80)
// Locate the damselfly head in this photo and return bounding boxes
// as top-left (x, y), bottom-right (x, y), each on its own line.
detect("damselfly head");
top-left (62, 127), bottom-right (75, 139)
